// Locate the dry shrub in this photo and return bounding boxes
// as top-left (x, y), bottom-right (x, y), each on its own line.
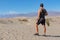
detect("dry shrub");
top-left (18, 19), bottom-right (28, 22)
top-left (8, 20), bottom-right (13, 23)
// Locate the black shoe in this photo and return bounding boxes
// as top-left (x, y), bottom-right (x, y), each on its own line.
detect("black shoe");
top-left (34, 33), bottom-right (39, 35)
top-left (43, 34), bottom-right (46, 36)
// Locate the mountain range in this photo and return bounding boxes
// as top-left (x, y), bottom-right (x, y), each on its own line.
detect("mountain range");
top-left (0, 11), bottom-right (60, 18)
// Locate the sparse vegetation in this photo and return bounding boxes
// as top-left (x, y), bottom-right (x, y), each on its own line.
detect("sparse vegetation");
top-left (18, 19), bottom-right (28, 22)
top-left (8, 20), bottom-right (13, 23)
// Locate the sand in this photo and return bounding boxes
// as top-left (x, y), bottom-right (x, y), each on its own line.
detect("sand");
top-left (0, 16), bottom-right (60, 40)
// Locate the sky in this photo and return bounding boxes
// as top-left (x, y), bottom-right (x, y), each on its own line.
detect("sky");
top-left (0, 0), bottom-right (60, 15)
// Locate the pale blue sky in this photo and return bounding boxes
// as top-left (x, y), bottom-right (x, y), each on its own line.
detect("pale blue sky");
top-left (0, 0), bottom-right (60, 15)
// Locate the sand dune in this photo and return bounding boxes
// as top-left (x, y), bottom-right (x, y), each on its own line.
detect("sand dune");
top-left (0, 16), bottom-right (60, 40)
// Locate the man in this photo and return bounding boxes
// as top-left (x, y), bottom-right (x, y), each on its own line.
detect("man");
top-left (34, 3), bottom-right (48, 35)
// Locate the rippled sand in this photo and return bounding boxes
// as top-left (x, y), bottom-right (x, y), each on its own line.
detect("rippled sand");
top-left (0, 16), bottom-right (60, 40)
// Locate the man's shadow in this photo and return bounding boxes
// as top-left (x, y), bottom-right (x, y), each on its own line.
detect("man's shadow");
top-left (37, 35), bottom-right (60, 37)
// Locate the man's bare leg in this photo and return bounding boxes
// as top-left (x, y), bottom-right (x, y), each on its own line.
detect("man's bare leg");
top-left (36, 24), bottom-right (39, 33)
top-left (43, 25), bottom-right (46, 35)
top-left (34, 24), bottom-right (39, 35)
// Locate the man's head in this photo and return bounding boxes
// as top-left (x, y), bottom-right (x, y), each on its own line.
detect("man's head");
top-left (40, 3), bottom-right (44, 7)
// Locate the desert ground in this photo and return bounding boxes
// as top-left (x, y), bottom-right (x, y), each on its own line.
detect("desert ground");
top-left (0, 16), bottom-right (60, 40)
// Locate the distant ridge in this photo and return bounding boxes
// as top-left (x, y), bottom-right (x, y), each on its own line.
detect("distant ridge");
top-left (0, 11), bottom-right (60, 18)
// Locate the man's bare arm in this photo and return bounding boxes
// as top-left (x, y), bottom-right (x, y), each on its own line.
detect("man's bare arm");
top-left (37, 8), bottom-right (41, 19)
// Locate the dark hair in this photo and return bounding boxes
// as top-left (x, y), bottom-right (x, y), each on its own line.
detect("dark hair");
top-left (40, 3), bottom-right (44, 7)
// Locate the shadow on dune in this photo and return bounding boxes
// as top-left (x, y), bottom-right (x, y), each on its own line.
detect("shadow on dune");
top-left (37, 35), bottom-right (60, 37)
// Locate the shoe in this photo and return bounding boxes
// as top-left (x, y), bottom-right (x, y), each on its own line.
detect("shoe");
top-left (43, 34), bottom-right (46, 36)
top-left (34, 33), bottom-right (39, 35)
